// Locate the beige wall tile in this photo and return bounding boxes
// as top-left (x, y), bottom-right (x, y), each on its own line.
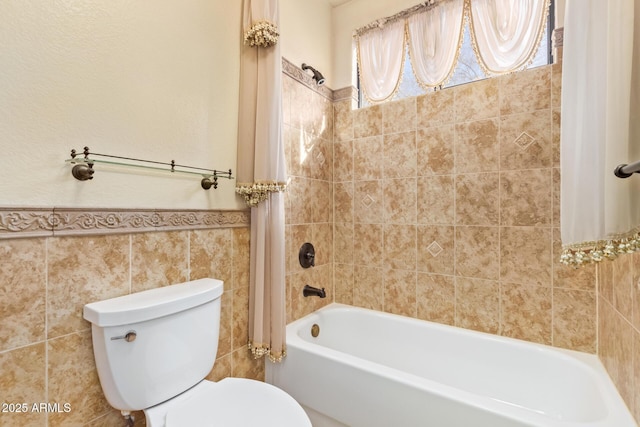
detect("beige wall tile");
top-left (0, 343), bottom-right (46, 426)
top-left (552, 108), bottom-right (561, 167)
top-left (500, 227), bottom-right (552, 286)
top-left (382, 97), bottom-right (416, 135)
top-left (417, 125), bottom-right (454, 176)
top-left (131, 231), bottom-right (188, 293)
top-left (231, 347), bottom-right (264, 382)
top-left (384, 268), bottom-right (416, 317)
top-left (334, 100), bottom-right (354, 142)
top-left (455, 173), bottom-right (499, 226)
top-left (633, 331), bottom-right (640, 421)
top-left (334, 263), bottom-right (354, 305)
top-left (551, 62), bottom-right (563, 110)
top-left (455, 277), bottom-right (500, 334)
top-left (334, 140), bottom-right (353, 182)
top-left (0, 239), bottom-right (46, 352)
top-left (454, 77), bottom-right (499, 122)
top-left (500, 169), bottom-right (552, 227)
top-left (353, 104), bottom-right (382, 139)
top-left (289, 225), bottom-right (313, 275)
top-left (190, 229), bottom-right (233, 287)
top-left (552, 168), bottom-right (560, 227)
top-left (48, 331), bottom-right (111, 426)
top-left (353, 266), bottom-right (384, 311)
top-left (232, 286), bottom-right (249, 352)
top-left (598, 298), bottom-right (634, 407)
top-left (207, 353), bottom-right (232, 382)
top-left (310, 138), bottom-right (333, 182)
top-left (232, 227), bottom-right (250, 291)
top-left (633, 252), bottom-right (640, 331)
top-left (48, 235), bottom-right (130, 339)
top-left (312, 222), bottom-right (333, 266)
top-left (501, 283), bottom-right (552, 344)
top-left (383, 178), bottom-right (417, 224)
top-left (499, 110), bottom-right (552, 170)
top-left (552, 228), bottom-right (596, 291)
top-left (417, 175), bottom-right (455, 225)
top-left (353, 136), bottom-right (383, 180)
top-left (455, 119), bottom-right (499, 173)
top-left (334, 223), bottom-right (354, 264)
top-left (417, 225), bottom-right (454, 275)
top-left (417, 273), bottom-right (454, 325)
top-left (383, 132), bottom-right (417, 178)
top-left (353, 180), bottom-right (383, 224)
top-left (310, 179), bottom-right (333, 224)
top-left (384, 224), bottom-right (416, 271)
top-left (354, 224), bottom-right (384, 267)
top-left (554, 289), bottom-right (596, 353)
top-left (334, 182), bottom-right (354, 223)
top-left (598, 259), bottom-right (614, 303)
top-left (613, 253), bottom-right (634, 320)
top-left (287, 176), bottom-right (312, 225)
top-left (217, 291), bottom-right (232, 357)
top-left (417, 89), bottom-right (455, 129)
top-left (455, 226), bottom-right (499, 280)
top-left (499, 66), bottom-right (551, 115)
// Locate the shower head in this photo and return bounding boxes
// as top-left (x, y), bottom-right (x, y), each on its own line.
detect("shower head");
top-left (301, 63), bottom-right (325, 86)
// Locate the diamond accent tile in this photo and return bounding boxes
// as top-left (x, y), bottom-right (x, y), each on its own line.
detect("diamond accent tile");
top-left (514, 132), bottom-right (535, 150)
top-left (361, 194), bottom-right (375, 208)
top-left (427, 241), bottom-right (443, 257)
top-left (315, 150), bottom-right (326, 166)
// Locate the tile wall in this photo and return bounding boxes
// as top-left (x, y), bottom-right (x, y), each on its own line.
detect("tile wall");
top-left (332, 62), bottom-right (600, 352)
top-left (0, 221), bottom-right (260, 426)
top-left (598, 253), bottom-right (640, 421)
top-left (282, 61), bottom-right (335, 322)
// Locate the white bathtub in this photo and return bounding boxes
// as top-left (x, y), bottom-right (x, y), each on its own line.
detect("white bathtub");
top-left (266, 303), bottom-right (636, 427)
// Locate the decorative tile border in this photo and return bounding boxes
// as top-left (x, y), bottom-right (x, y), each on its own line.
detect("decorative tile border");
top-left (552, 27), bottom-right (563, 49)
top-left (0, 208), bottom-right (250, 239)
top-left (282, 57), bottom-right (334, 100)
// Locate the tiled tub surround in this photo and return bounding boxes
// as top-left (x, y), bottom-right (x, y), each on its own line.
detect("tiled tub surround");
top-left (0, 209), bottom-right (261, 426)
top-left (332, 63), bottom-right (639, 422)
top-left (332, 63), bottom-right (597, 349)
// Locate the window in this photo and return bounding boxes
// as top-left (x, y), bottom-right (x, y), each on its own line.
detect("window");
top-left (358, 0), bottom-right (555, 108)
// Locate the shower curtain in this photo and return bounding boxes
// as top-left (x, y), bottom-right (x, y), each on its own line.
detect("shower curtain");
top-left (236, 0), bottom-right (288, 362)
top-left (560, 0), bottom-right (640, 264)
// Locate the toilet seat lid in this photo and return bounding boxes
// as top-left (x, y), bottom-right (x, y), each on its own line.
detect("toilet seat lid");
top-left (165, 378), bottom-right (311, 427)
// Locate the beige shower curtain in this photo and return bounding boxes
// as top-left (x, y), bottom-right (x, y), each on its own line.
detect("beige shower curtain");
top-left (236, 0), bottom-right (288, 362)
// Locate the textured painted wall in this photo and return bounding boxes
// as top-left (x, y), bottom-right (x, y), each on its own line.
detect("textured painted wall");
top-left (0, 1), bottom-right (242, 209)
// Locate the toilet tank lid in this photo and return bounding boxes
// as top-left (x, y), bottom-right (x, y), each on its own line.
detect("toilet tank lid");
top-left (83, 278), bottom-right (223, 327)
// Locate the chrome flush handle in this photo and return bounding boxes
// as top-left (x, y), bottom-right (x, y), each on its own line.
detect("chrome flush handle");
top-left (110, 331), bottom-right (137, 342)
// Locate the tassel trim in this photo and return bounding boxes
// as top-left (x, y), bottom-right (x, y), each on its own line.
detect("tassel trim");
top-left (236, 181), bottom-right (287, 207)
top-left (560, 228), bottom-right (640, 267)
top-left (248, 341), bottom-right (286, 363)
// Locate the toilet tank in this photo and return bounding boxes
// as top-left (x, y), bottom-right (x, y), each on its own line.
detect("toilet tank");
top-left (83, 278), bottom-right (223, 411)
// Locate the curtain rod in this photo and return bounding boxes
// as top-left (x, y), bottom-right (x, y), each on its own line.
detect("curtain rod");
top-left (353, 0), bottom-right (441, 37)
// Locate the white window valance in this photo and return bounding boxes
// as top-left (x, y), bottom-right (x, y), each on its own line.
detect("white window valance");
top-left (355, 0), bottom-right (551, 104)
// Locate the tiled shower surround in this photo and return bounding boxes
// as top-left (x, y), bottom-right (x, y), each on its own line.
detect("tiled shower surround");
top-left (0, 61), bottom-right (638, 425)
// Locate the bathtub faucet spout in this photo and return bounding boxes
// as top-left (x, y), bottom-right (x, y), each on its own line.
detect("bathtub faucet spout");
top-left (303, 284), bottom-right (326, 298)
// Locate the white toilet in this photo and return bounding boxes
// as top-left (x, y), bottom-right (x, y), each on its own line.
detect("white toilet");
top-left (83, 278), bottom-right (311, 427)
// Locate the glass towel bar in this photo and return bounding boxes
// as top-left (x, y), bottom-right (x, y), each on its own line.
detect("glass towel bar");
top-left (66, 147), bottom-right (233, 190)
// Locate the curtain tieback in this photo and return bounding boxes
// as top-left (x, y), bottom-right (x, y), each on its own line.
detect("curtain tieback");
top-left (236, 181), bottom-right (287, 207)
top-left (244, 20), bottom-right (279, 47)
